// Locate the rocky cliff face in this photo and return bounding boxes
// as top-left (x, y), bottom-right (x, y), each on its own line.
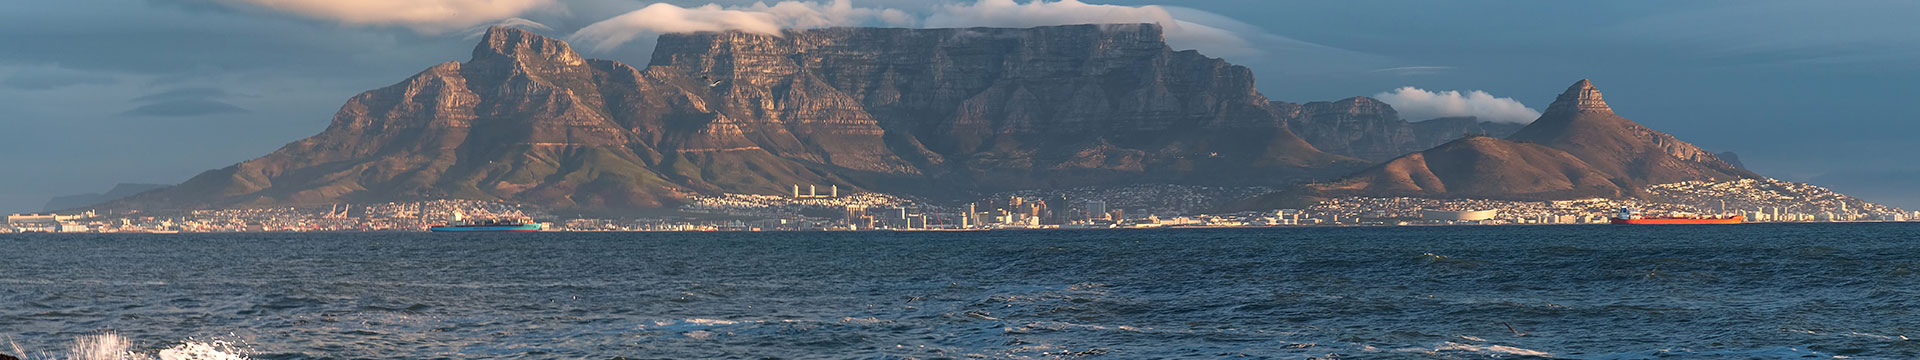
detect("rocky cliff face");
top-left (1286, 97), bottom-right (1525, 162)
top-left (108, 25), bottom-right (1362, 211)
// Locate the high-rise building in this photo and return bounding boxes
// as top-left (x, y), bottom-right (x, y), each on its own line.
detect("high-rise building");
top-left (845, 205), bottom-right (868, 228)
top-left (1083, 200), bottom-right (1108, 218)
top-left (967, 203), bottom-right (978, 229)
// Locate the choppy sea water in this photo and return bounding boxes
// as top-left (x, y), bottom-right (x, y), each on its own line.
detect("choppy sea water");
top-left (4, 224), bottom-right (1919, 359)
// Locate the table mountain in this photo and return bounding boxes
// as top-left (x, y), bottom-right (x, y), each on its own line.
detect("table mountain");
top-left (105, 25), bottom-right (1363, 211)
top-left (1306, 79), bottom-right (1755, 200)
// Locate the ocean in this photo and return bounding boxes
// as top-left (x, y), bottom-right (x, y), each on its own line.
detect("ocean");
top-left (3, 224), bottom-right (1918, 359)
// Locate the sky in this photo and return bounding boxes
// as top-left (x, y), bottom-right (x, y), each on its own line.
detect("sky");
top-left (2, 0), bottom-right (1916, 212)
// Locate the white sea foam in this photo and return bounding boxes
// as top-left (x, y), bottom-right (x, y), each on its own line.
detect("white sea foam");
top-left (155, 340), bottom-right (248, 360)
top-left (1839, 331), bottom-right (1908, 341)
top-left (839, 317), bottom-right (888, 325)
top-left (8, 333), bottom-right (248, 360)
top-left (1425, 341), bottom-right (1552, 357)
top-left (1586, 346), bottom-right (1838, 359)
top-left (683, 318), bottom-right (739, 326)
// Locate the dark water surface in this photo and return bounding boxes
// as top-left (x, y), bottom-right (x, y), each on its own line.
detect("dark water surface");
top-left (5, 224), bottom-right (1920, 359)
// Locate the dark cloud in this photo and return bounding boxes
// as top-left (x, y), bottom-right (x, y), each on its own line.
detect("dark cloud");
top-left (122, 99), bottom-right (249, 117)
top-left (131, 87), bottom-right (243, 102)
top-left (122, 86), bottom-right (249, 117)
top-left (2, 68), bottom-right (118, 90)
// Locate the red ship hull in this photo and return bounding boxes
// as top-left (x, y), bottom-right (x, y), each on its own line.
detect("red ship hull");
top-left (1610, 215), bottom-right (1744, 225)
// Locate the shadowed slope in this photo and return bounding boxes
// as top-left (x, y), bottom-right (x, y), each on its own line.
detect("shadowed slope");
top-left (1317, 136), bottom-right (1624, 200)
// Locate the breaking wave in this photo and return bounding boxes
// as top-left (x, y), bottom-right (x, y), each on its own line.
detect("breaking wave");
top-left (7, 333), bottom-right (247, 360)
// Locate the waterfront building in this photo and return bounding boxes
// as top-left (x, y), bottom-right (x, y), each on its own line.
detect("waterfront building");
top-left (1419, 209), bottom-right (1497, 221)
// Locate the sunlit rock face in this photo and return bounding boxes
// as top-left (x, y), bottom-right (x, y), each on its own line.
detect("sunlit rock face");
top-left (107, 25), bottom-right (1365, 211)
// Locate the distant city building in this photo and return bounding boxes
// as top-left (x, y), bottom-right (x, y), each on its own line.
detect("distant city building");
top-left (7, 211), bottom-right (95, 226)
top-left (1419, 209), bottom-right (1497, 221)
top-left (791, 184), bottom-right (840, 199)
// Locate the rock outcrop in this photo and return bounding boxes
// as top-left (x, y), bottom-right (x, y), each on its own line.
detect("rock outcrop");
top-left (106, 25), bottom-right (1363, 211)
top-left (1716, 151), bottom-right (1747, 170)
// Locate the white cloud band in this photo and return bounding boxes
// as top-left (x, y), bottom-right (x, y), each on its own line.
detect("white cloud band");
top-left (1374, 87), bottom-right (1541, 123)
top-left (570, 0), bottom-right (914, 51)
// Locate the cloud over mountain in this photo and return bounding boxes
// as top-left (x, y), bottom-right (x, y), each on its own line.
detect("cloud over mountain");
top-left (568, 0), bottom-right (1350, 63)
top-left (923, 0), bottom-right (1247, 57)
top-left (1373, 87), bottom-right (1541, 123)
top-left (570, 0), bottom-right (914, 51)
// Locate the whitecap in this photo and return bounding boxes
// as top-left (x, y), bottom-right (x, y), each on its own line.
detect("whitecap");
top-left (683, 318), bottom-right (739, 326)
top-left (1427, 341), bottom-right (1552, 357)
top-left (8, 333), bottom-right (249, 360)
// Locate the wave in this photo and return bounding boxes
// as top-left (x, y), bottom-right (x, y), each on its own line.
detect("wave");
top-left (6, 333), bottom-right (248, 360)
top-left (1427, 341), bottom-right (1553, 357)
top-left (1583, 346), bottom-right (1835, 359)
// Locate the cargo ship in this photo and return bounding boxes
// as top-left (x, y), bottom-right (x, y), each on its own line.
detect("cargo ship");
top-left (429, 212), bottom-right (544, 232)
top-left (1609, 208), bottom-right (1743, 225)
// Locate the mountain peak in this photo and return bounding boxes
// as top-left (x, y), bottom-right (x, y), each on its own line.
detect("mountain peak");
top-left (473, 26), bottom-right (583, 66)
top-left (1543, 79), bottom-right (1611, 114)
top-left (1508, 79), bottom-right (1757, 186)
